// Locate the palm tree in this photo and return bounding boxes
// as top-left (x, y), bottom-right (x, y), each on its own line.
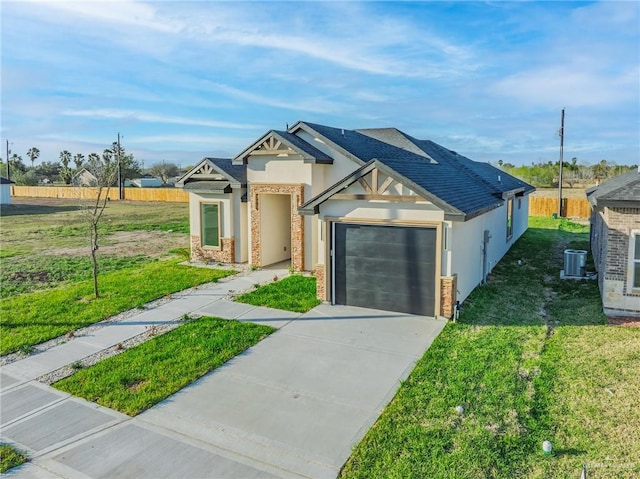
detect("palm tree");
top-left (73, 153), bottom-right (85, 170)
top-left (59, 150), bottom-right (72, 168)
top-left (27, 147), bottom-right (40, 168)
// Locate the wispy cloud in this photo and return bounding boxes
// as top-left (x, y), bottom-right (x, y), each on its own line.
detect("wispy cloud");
top-left (61, 109), bottom-right (260, 130)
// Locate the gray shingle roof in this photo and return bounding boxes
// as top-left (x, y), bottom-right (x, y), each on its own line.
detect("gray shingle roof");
top-left (182, 181), bottom-right (231, 193)
top-left (272, 131), bottom-right (333, 163)
top-left (298, 122), bottom-right (534, 217)
top-left (587, 168), bottom-right (640, 206)
top-left (233, 129), bottom-right (333, 164)
top-left (207, 158), bottom-right (247, 184)
top-left (0, 177), bottom-right (14, 184)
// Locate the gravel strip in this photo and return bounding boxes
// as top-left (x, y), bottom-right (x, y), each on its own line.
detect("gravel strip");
top-left (1, 263), bottom-right (255, 367)
top-left (37, 315), bottom-right (201, 385)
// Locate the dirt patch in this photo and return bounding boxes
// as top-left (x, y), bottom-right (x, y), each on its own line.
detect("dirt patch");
top-left (10, 270), bottom-right (51, 283)
top-left (608, 317), bottom-right (640, 328)
top-left (51, 230), bottom-right (187, 258)
top-left (126, 379), bottom-right (149, 392)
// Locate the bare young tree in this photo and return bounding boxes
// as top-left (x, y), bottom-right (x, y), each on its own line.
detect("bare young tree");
top-left (81, 152), bottom-right (117, 298)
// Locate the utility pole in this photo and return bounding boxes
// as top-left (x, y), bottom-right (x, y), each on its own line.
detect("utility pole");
top-left (557, 108), bottom-right (565, 218)
top-left (5, 140), bottom-right (10, 181)
top-left (117, 133), bottom-right (123, 200)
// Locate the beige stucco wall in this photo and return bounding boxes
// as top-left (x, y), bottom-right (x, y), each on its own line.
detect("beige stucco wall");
top-left (450, 195), bottom-right (530, 302)
top-left (188, 188), bottom-right (248, 263)
top-left (260, 193), bottom-right (292, 266)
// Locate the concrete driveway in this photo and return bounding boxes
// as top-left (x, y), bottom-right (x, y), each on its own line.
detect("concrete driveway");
top-left (3, 304), bottom-right (444, 479)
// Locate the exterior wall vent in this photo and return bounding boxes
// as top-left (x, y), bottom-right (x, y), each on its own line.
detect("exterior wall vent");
top-left (564, 249), bottom-right (587, 277)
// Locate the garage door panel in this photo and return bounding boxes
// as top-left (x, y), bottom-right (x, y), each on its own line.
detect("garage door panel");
top-left (344, 256), bottom-right (435, 282)
top-left (334, 224), bottom-right (436, 316)
top-left (339, 265), bottom-right (434, 288)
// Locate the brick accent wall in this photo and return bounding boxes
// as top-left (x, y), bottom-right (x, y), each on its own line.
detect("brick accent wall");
top-left (591, 205), bottom-right (640, 314)
top-left (250, 184), bottom-right (305, 271)
top-left (315, 264), bottom-right (326, 301)
top-left (190, 236), bottom-right (235, 263)
top-left (604, 207), bottom-right (640, 295)
top-left (440, 274), bottom-right (457, 319)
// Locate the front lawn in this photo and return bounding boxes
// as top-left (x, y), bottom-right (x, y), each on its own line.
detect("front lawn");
top-left (0, 261), bottom-right (235, 355)
top-left (340, 217), bottom-right (640, 479)
top-left (0, 443), bottom-right (27, 473)
top-left (235, 274), bottom-right (321, 313)
top-left (54, 317), bottom-right (274, 415)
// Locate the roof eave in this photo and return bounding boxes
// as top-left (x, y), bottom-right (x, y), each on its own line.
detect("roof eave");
top-left (299, 159), bottom-right (466, 219)
top-left (233, 129), bottom-right (331, 165)
top-left (597, 199), bottom-right (640, 209)
top-left (501, 187), bottom-right (525, 199)
top-left (291, 122), bottom-right (366, 166)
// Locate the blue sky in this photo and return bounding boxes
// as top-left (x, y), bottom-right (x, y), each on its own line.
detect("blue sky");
top-left (1, 1), bottom-right (638, 168)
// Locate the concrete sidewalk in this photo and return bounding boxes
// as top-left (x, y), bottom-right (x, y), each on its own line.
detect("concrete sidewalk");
top-left (1, 268), bottom-right (446, 479)
top-left (2, 263), bottom-right (292, 382)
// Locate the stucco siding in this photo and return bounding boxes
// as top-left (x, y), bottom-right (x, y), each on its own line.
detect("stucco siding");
top-left (247, 157), bottom-right (313, 185)
top-left (451, 196), bottom-right (529, 302)
top-left (318, 199), bottom-right (445, 226)
top-left (0, 184), bottom-right (11, 204)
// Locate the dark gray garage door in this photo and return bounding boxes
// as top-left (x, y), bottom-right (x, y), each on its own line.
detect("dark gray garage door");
top-left (333, 223), bottom-right (436, 316)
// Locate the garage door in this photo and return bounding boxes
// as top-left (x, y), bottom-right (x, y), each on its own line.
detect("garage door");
top-left (333, 223), bottom-right (436, 316)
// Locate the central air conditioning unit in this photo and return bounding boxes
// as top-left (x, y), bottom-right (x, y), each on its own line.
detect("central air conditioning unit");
top-left (564, 249), bottom-right (587, 277)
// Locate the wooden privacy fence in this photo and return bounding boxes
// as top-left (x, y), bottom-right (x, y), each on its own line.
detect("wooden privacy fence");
top-left (529, 197), bottom-right (591, 218)
top-left (11, 186), bottom-right (189, 203)
top-left (11, 186), bottom-right (591, 217)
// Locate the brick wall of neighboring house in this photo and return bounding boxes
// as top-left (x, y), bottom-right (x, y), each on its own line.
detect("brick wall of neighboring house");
top-left (604, 207), bottom-right (640, 297)
top-left (315, 264), bottom-right (326, 301)
top-left (190, 236), bottom-right (235, 263)
top-left (440, 274), bottom-right (457, 319)
top-left (592, 206), bottom-right (640, 315)
top-left (250, 184), bottom-right (305, 271)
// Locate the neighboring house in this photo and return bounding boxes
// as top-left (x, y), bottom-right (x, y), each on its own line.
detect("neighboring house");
top-left (587, 168), bottom-right (640, 317)
top-left (0, 177), bottom-right (13, 204)
top-left (125, 176), bottom-right (164, 188)
top-left (72, 168), bottom-right (98, 187)
top-left (178, 122), bottom-right (534, 318)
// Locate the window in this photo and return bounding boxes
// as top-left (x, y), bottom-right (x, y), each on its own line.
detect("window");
top-left (633, 233), bottom-right (640, 289)
top-left (506, 197), bottom-right (514, 240)
top-left (201, 203), bottom-right (220, 247)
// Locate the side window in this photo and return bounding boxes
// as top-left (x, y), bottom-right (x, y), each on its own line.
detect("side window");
top-left (506, 197), bottom-right (514, 240)
top-left (201, 203), bottom-right (220, 247)
top-left (633, 232), bottom-right (640, 289)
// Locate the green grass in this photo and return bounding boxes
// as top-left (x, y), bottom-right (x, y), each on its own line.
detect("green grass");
top-left (235, 274), bottom-right (321, 313)
top-left (0, 261), bottom-right (235, 355)
top-left (0, 254), bottom-right (150, 297)
top-left (0, 443), bottom-right (27, 473)
top-left (0, 199), bottom-right (189, 256)
top-left (54, 317), bottom-right (274, 415)
top-left (340, 217), bottom-right (639, 479)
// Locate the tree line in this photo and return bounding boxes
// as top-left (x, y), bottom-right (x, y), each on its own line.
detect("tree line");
top-left (1, 144), bottom-right (181, 186)
top-left (497, 158), bottom-right (635, 188)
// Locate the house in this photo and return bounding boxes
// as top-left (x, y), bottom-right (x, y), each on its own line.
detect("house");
top-left (177, 122), bottom-right (534, 318)
top-left (72, 168), bottom-right (98, 187)
top-left (0, 177), bottom-right (13, 204)
top-left (587, 168), bottom-right (640, 317)
top-left (125, 175), bottom-right (164, 188)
